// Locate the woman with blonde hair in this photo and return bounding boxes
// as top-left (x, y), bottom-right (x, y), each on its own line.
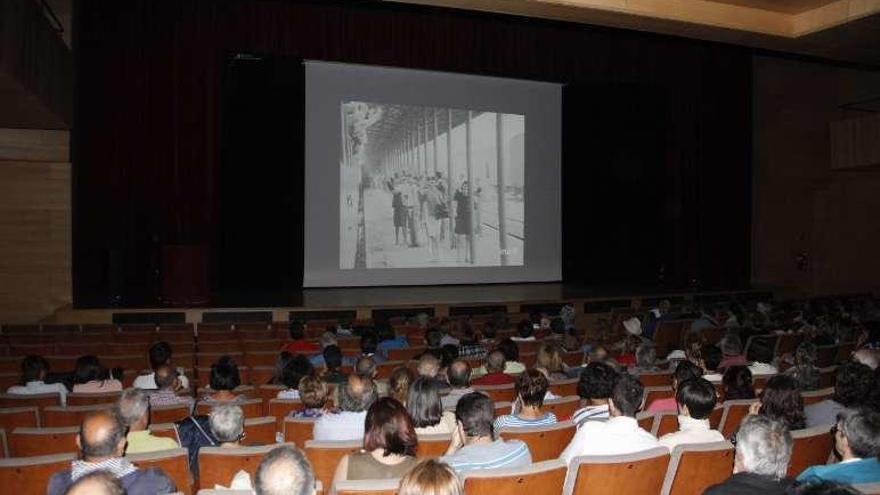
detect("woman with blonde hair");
top-left (536, 342), bottom-right (568, 381)
top-left (398, 459), bottom-right (462, 495)
top-left (388, 366), bottom-right (416, 405)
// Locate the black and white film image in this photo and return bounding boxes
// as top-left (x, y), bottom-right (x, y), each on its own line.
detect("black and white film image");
top-left (340, 101), bottom-right (525, 269)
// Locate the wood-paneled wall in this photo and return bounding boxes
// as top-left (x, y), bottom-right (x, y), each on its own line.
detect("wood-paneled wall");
top-left (0, 129), bottom-right (71, 323)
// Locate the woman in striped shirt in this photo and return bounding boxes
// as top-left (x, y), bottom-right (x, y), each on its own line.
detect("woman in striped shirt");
top-left (493, 369), bottom-right (557, 430)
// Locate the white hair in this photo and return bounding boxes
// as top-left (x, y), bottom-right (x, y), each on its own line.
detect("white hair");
top-left (209, 404), bottom-right (244, 443)
top-left (255, 445), bottom-right (315, 495)
top-left (736, 415), bottom-right (792, 479)
top-left (116, 388), bottom-right (149, 426)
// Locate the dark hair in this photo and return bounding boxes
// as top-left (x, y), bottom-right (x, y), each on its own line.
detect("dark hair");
top-left (65, 469), bottom-right (125, 495)
top-left (447, 360), bottom-right (471, 388)
top-left (363, 397), bottom-right (417, 457)
top-left (288, 321), bottom-right (305, 340)
top-left (360, 332), bottom-right (378, 354)
top-left (482, 321), bottom-right (497, 339)
top-left (578, 362), bottom-right (617, 400)
top-left (440, 344), bottom-right (459, 369)
top-left (485, 351), bottom-right (506, 373)
top-left (761, 375), bottom-right (806, 431)
top-left (610, 373), bottom-right (645, 417)
top-left (516, 369), bottom-right (549, 408)
top-left (455, 392), bottom-right (495, 439)
top-left (74, 355), bottom-right (107, 384)
top-left (701, 345), bottom-right (723, 372)
top-left (376, 323), bottom-right (395, 343)
top-left (282, 355), bottom-right (314, 390)
top-left (837, 407), bottom-right (880, 458)
top-left (516, 319), bottom-right (533, 339)
top-left (676, 378), bottom-right (717, 419)
top-left (672, 360), bottom-right (703, 388)
top-left (210, 356), bottom-right (241, 391)
top-left (389, 366), bottom-right (416, 405)
top-left (746, 336), bottom-right (775, 364)
top-left (272, 352), bottom-right (294, 385)
top-left (425, 329), bottom-right (443, 348)
top-left (80, 410), bottom-right (126, 458)
top-left (20, 355), bottom-right (49, 385)
top-left (497, 338), bottom-right (519, 362)
top-left (787, 480), bottom-right (861, 495)
top-left (148, 341), bottom-right (173, 370)
top-left (550, 317), bottom-right (565, 335)
top-left (723, 365), bottom-right (755, 400)
top-left (323, 345), bottom-right (343, 370)
top-left (407, 376), bottom-right (444, 428)
top-left (834, 362), bottom-right (874, 407)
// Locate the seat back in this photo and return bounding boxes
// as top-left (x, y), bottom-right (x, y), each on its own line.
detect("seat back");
top-left (257, 385), bottom-right (286, 408)
top-left (242, 416), bottom-right (277, 446)
top-left (473, 384), bottom-right (516, 403)
top-left (654, 412), bottom-right (679, 437)
top-left (243, 351), bottom-right (279, 368)
top-left (0, 407), bottom-right (39, 430)
top-left (0, 452), bottom-right (76, 492)
top-left (415, 433), bottom-right (451, 458)
top-left (463, 459), bottom-right (567, 495)
top-left (718, 399), bottom-right (757, 438)
top-left (645, 386), bottom-right (674, 407)
top-left (8, 426), bottom-right (79, 456)
top-left (387, 347), bottom-right (425, 361)
top-left (708, 405), bottom-right (724, 430)
top-left (151, 403), bottom-right (192, 424)
top-left (563, 447), bottom-right (671, 495)
top-left (637, 411), bottom-right (655, 433)
top-left (334, 478), bottom-right (399, 495)
top-left (819, 366), bottom-right (837, 389)
top-left (0, 393), bottom-right (60, 411)
top-left (499, 421), bottom-right (576, 462)
top-left (283, 417), bottom-right (318, 448)
top-left (304, 440), bottom-right (361, 491)
top-left (199, 443), bottom-right (291, 490)
top-left (661, 441), bottom-right (734, 495)
top-left (269, 399), bottom-right (302, 431)
top-left (801, 387), bottom-right (835, 406)
top-left (196, 398), bottom-right (263, 418)
top-left (67, 391), bottom-right (123, 406)
top-left (43, 404), bottom-right (112, 427)
top-left (128, 447), bottom-right (193, 495)
top-left (149, 422), bottom-right (181, 444)
top-left (547, 378), bottom-right (578, 397)
top-left (543, 397), bottom-right (580, 420)
top-left (639, 372), bottom-right (673, 387)
top-left (788, 425), bottom-right (834, 477)
top-left (494, 401), bottom-right (513, 417)
top-left (815, 345), bottom-right (838, 368)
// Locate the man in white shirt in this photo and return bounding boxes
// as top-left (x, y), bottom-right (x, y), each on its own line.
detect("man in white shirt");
top-left (6, 355), bottom-right (68, 406)
top-left (312, 374), bottom-right (377, 441)
top-left (560, 373), bottom-right (658, 464)
top-left (132, 341), bottom-right (190, 391)
top-left (658, 377), bottom-right (725, 449)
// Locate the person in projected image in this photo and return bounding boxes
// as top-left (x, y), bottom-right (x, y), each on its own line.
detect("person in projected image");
top-left (421, 178), bottom-right (446, 262)
top-left (454, 180), bottom-right (472, 263)
top-left (392, 181), bottom-right (407, 246)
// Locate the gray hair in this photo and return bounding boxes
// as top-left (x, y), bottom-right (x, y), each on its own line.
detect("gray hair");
top-left (338, 376), bottom-right (378, 413)
top-left (255, 445), bottom-right (315, 495)
top-left (635, 343), bottom-right (657, 369)
top-left (209, 404), bottom-right (244, 443)
top-left (116, 388), bottom-right (150, 426)
top-left (719, 334), bottom-right (743, 356)
top-left (319, 331), bottom-right (338, 349)
top-left (735, 415), bottom-right (792, 479)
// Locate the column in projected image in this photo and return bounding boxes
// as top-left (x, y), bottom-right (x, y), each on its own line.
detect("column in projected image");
top-left (340, 101), bottom-right (524, 270)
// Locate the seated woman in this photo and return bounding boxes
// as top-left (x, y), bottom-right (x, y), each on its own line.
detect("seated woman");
top-left (750, 374), bottom-right (806, 431)
top-left (7, 355), bottom-right (69, 405)
top-left (289, 375), bottom-right (333, 418)
top-left (320, 345), bottom-right (349, 385)
top-left (493, 369), bottom-right (558, 429)
top-left (407, 376), bottom-right (457, 435)
top-left (646, 360), bottom-right (703, 412)
top-left (389, 366), bottom-right (416, 406)
top-left (536, 343), bottom-right (569, 381)
top-left (398, 459), bottom-right (462, 495)
top-left (331, 397), bottom-right (419, 486)
top-left (784, 342), bottom-right (821, 392)
top-left (200, 355), bottom-right (247, 403)
top-left (268, 351), bottom-right (293, 386)
top-left (71, 355), bottom-right (122, 393)
top-left (276, 355), bottom-right (314, 400)
top-left (722, 365), bottom-right (756, 401)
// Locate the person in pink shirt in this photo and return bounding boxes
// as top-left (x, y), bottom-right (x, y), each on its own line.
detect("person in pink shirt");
top-left (72, 355), bottom-right (123, 394)
top-left (646, 360), bottom-right (703, 413)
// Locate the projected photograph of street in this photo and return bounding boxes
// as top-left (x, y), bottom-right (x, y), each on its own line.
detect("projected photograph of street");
top-left (340, 101), bottom-right (525, 269)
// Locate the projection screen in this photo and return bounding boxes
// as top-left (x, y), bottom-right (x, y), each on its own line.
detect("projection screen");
top-left (303, 61), bottom-right (561, 287)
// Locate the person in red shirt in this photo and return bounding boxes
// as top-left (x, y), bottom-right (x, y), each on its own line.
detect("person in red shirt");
top-left (280, 321), bottom-right (320, 355)
top-left (472, 351), bottom-right (516, 386)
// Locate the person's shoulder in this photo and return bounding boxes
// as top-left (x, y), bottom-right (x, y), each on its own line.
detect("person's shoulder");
top-left (129, 467), bottom-right (177, 492)
top-left (47, 469), bottom-right (72, 495)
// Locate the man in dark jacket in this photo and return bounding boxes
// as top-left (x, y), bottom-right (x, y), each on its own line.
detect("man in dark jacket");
top-left (47, 409), bottom-right (176, 495)
top-left (705, 415), bottom-right (794, 495)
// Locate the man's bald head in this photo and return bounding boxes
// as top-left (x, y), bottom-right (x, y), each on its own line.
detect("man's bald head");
top-left (852, 349), bottom-right (879, 370)
top-left (338, 374), bottom-right (377, 413)
top-left (79, 410), bottom-right (126, 460)
top-left (447, 359), bottom-right (471, 389)
top-left (255, 445), bottom-right (315, 495)
top-left (486, 351), bottom-right (506, 373)
top-left (155, 365), bottom-right (177, 390)
top-left (65, 470), bottom-right (124, 495)
top-left (417, 353), bottom-right (440, 378)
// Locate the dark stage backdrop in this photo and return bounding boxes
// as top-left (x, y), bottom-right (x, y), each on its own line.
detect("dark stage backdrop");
top-left (73, 0), bottom-right (752, 307)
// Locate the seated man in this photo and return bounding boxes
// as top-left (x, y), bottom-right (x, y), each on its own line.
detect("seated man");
top-left (255, 445), bottom-right (316, 495)
top-left (133, 341), bottom-right (190, 391)
top-left (806, 362), bottom-right (874, 428)
top-left (116, 388), bottom-right (179, 454)
top-left (471, 351), bottom-right (515, 386)
top-left (701, 345), bottom-right (724, 382)
top-left (658, 378), bottom-right (725, 449)
top-left (210, 403), bottom-right (246, 448)
top-left (6, 355), bottom-right (68, 405)
top-left (313, 374), bottom-right (378, 441)
top-left (64, 470), bottom-right (124, 495)
top-left (47, 410), bottom-right (176, 495)
top-left (560, 373), bottom-right (658, 463)
top-left (375, 322), bottom-right (409, 359)
top-left (148, 365), bottom-right (195, 412)
top-left (570, 362), bottom-right (617, 427)
top-left (705, 415), bottom-right (793, 495)
top-left (280, 321), bottom-right (320, 355)
top-left (440, 392), bottom-right (531, 473)
top-left (417, 353), bottom-right (441, 379)
top-left (441, 360), bottom-right (473, 410)
top-left (359, 332), bottom-right (386, 364)
top-left (511, 319), bottom-right (536, 342)
top-left (798, 408), bottom-right (880, 484)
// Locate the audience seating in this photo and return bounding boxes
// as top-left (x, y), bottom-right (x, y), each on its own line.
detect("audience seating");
top-left (818, 366), bottom-right (837, 389)
top-left (638, 371), bottom-right (673, 387)
top-left (128, 448), bottom-right (193, 495)
top-left (304, 440), bottom-right (361, 491)
top-left (0, 407), bottom-right (39, 430)
top-left (815, 345), bottom-right (838, 368)
top-left (708, 405), bottom-right (723, 430)
top-left (8, 426), bottom-right (79, 456)
top-left (660, 441), bottom-right (734, 495)
top-left (654, 412), bottom-right (679, 437)
top-left (0, 429), bottom-right (6, 458)
top-left (333, 478), bottom-right (399, 495)
top-left (547, 378), bottom-right (578, 397)
top-left (151, 403), bottom-right (193, 424)
top-left (0, 358), bottom-right (20, 373)
top-left (644, 386), bottom-right (674, 406)
top-left (0, 452), bottom-right (75, 492)
top-left (775, 334), bottom-right (805, 357)
top-left (835, 342), bottom-right (857, 364)
top-left (249, 366), bottom-right (275, 386)
top-left (283, 417), bottom-right (317, 448)
top-left (242, 416), bottom-right (276, 446)
top-left (199, 443), bottom-right (291, 490)
top-left (66, 391), bottom-right (123, 406)
top-left (149, 422), bottom-right (181, 444)
top-left (801, 387), bottom-right (835, 406)
top-left (752, 374), bottom-right (773, 390)
top-left (473, 384), bottom-right (516, 403)
top-left (243, 351), bottom-right (279, 368)
top-left (196, 398), bottom-right (263, 418)
top-left (562, 352), bottom-right (585, 367)
top-left (415, 433), bottom-right (451, 458)
top-left (494, 401), bottom-right (513, 416)
top-left (268, 399), bottom-right (301, 430)
top-left (462, 459), bottom-right (567, 495)
top-left (499, 421), bottom-right (576, 462)
top-left (543, 396), bottom-right (580, 420)
top-left (0, 374), bottom-right (18, 390)
top-left (257, 385), bottom-right (286, 406)
top-left (718, 399), bottom-right (757, 438)
top-left (387, 347), bottom-right (425, 361)
top-left (562, 447), bottom-right (671, 495)
top-left (0, 393), bottom-right (60, 411)
top-left (43, 404), bottom-right (112, 427)
top-left (375, 361), bottom-right (407, 380)
top-left (653, 320), bottom-right (686, 357)
top-left (637, 411), bottom-right (655, 433)
top-left (787, 424), bottom-right (834, 477)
